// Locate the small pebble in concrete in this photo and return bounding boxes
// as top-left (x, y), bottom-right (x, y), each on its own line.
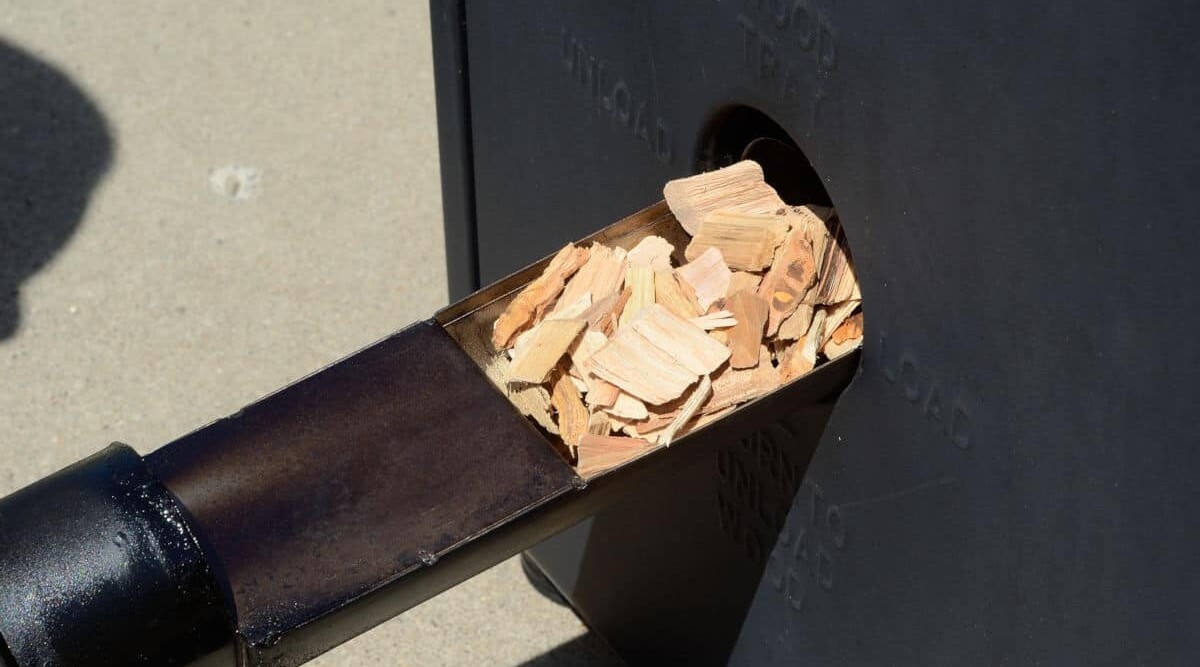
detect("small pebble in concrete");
top-left (208, 165), bottom-right (261, 201)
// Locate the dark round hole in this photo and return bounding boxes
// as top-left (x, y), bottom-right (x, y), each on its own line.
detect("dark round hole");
top-left (696, 104), bottom-right (863, 366)
top-left (697, 106), bottom-right (831, 207)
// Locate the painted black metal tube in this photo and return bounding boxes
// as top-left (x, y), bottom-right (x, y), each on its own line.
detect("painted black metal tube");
top-left (0, 444), bottom-right (237, 667)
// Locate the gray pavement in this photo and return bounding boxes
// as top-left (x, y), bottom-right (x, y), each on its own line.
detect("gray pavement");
top-left (0, 3), bottom-right (621, 665)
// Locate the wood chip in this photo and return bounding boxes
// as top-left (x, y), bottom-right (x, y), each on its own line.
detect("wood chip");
top-left (488, 166), bottom-right (861, 477)
top-left (554, 244), bottom-right (627, 315)
top-left (823, 335), bottom-right (862, 360)
top-left (551, 371), bottom-right (589, 448)
top-left (569, 374), bottom-right (590, 394)
top-left (684, 211), bottom-right (790, 272)
top-left (814, 220), bottom-right (858, 305)
top-left (508, 319), bottom-right (587, 384)
top-left (690, 310), bottom-right (737, 330)
top-left (568, 330), bottom-right (608, 372)
top-left (618, 265), bottom-right (655, 326)
top-left (723, 290), bottom-right (769, 369)
top-left (587, 327), bottom-right (698, 405)
top-left (606, 416), bottom-right (641, 438)
top-left (493, 244), bottom-right (589, 349)
top-left (821, 300), bottom-right (862, 345)
top-left (830, 311), bottom-right (864, 344)
top-left (663, 160), bottom-right (786, 235)
top-left (628, 304), bottom-right (730, 376)
top-left (704, 346), bottom-right (779, 415)
top-left (654, 271), bottom-right (702, 319)
top-left (776, 304), bottom-right (815, 341)
top-left (658, 375), bottom-right (712, 446)
top-left (728, 271), bottom-right (762, 296)
top-left (586, 412), bottom-right (611, 437)
top-left (779, 309), bottom-right (826, 382)
top-left (626, 235), bottom-right (675, 271)
top-left (675, 247), bottom-right (732, 311)
top-left (576, 434), bottom-right (657, 480)
top-left (580, 288), bottom-right (630, 337)
top-left (605, 391), bottom-right (649, 420)
top-left (483, 354), bottom-right (558, 435)
top-left (584, 376), bottom-right (620, 408)
top-left (691, 404), bottom-right (738, 431)
top-left (546, 293), bottom-right (593, 321)
top-left (757, 226), bottom-right (816, 336)
top-left (790, 206), bottom-right (832, 303)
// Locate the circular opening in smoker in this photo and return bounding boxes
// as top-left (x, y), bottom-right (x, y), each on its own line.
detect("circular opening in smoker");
top-left (698, 106), bottom-right (832, 208)
top-left (699, 104), bottom-right (864, 383)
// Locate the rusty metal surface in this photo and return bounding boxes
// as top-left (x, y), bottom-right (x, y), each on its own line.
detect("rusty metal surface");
top-left (146, 321), bottom-right (577, 665)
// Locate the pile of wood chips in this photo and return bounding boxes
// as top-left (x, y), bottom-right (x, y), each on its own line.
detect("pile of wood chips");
top-left (488, 160), bottom-right (862, 479)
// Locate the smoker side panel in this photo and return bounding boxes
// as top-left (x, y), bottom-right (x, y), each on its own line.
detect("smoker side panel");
top-left (453, 1), bottom-right (1200, 665)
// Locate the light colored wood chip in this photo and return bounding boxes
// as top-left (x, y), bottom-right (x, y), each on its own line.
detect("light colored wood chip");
top-left (618, 265), bottom-right (655, 326)
top-left (488, 194), bottom-right (858, 477)
top-left (555, 245), bottom-right (627, 314)
top-left (483, 354), bottom-right (558, 434)
top-left (776, 304), bottom-right (815, 341)
top-left (512, 384), bottom-right (557, 434)
top-left (605, 391), bottom-right (649, 420)
top-left (628, 304), bottom-right (731, 376)
top-left (821, 300), bottom-right (861, 345)
top-left (580, 288), bottom-right (630, 337)
top-left (586, 412), bottom-right (611, 437)
top-left (690, 310), bottom-right (737, 330)
top-left (546, 293), bottom-right (593, 321)
top-left (704, 346), bottom-right (779, 414)
top-left (690, 404), bottom-right (738, 431)
top-left (654, 271), bottom-right (702, 319)
top-left (788, 207), bottom-right (832, 304)
top-left (757, 226), bottom-right (817, 336)
top-left (629, 411), bottom-right (678, 436)
top-left (658, 375), bottom-right (713, 446)
top-left (724, 290), bottom-right (769, 369)
top-left (570, 375), bottom-right (589, 394)
top-left (576, 434), bottom-right (657, 479)
top-left (626, 235), bottom-right (675, 271)
top-left (728, 271), bottom-right (762, 296)
top-left (506, 323), bottom-right (537, 362)
top-left (675, 247), bottom-right (732, 311)
top-left (608, 416), bottom-right (641, 438)
top-left (587, 327), bottom-right (698, 405)
top-left (508, 319), bottom-right (587, 384)
top-left (584, 375), bottom-right (621, 409)
top-left (493, 244), bottom-right (589, 349)
top-left (779, 309), bottom-right (826, 382)
top-left (551, 372), bottom-right (589, 448)
top-left (684, 210), bottom-right (790, 272)
top-left (814, 222), bottom-right (858, 305)
top-left (569, 330), bottom-right (608, 371)
top-left (823, 335), bottom-right (862, 359)
top-left (663, 160), bottom-right (786, 235)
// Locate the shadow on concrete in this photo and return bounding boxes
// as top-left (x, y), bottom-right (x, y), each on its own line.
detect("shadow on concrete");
top-left (515, 633), bottom-right (626, 667)
top-left (0, 37), bottom-right (112, 339)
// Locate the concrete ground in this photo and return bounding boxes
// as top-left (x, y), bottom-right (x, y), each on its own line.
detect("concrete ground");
top-left (0, 3), bottom-right (621, 665)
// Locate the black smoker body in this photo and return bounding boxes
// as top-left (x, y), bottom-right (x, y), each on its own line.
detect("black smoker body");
top-left (431, 1), bottom-right (1200, 665)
